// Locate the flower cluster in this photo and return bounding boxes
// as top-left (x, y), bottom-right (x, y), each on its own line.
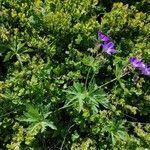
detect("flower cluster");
top-left (98, 31), bottom-right (149, 76)
top-left (98, 31), bottom-right (116, 55)
top-left (130, 57), bottom-right (150, 76)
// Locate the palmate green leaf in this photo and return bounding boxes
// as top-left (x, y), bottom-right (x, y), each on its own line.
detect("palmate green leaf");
top-left (20, 105), bottom-right (43, 122)
top-left (18, 105), bottom-right (57, 132)
top-left (64, 82), bottom-right (86, 112)
top-left (64, 82), bottom-right (109, 112)
top-left (103, 120), bottom-right (128, 146)
top-left (88, 84), bottom-right (110, 109)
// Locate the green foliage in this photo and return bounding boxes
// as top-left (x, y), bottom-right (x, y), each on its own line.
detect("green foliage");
top-left (19, 104), bottom-right (57, 132)
top-left (64, 82), bottom-right (109, 112)
top-left (0, 0), bottom-right (149, 149)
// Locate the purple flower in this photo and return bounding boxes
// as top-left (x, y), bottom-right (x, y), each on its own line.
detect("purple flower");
top-left (98, 31), bottom-right (110, 42)
top-left (102, 42), bottom-right (116, 55)
top-left (129, 57), bottom-right (146, 68)
top-left (130, 57), bottom-right (150, 76)
top-left (98, 31), bottom-right (116, 55)
top-left (141, 67), bottom-right (150, 76)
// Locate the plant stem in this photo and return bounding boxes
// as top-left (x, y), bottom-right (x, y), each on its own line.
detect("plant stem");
top-left (60, 124), bottom-right (75, 150)
top-left (55, 103), bottom-right (74, 112)
top-left (85, 68), bottom-right (91, 90)
top-left (99, 72), bottom-right (129, 89)
top-left (89, 50), bottom-right (101, 85)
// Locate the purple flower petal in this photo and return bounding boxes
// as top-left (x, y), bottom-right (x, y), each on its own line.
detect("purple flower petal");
top-left (141, 67), bottom-right (150, 76)
top-left (106, 42), bottom-right (114, 48)
top-left (129, 57), bottom-right (146, 69)
top-left (102, 42), bottom-right (116, 55)
top-left (98, 31), bottom-right (110, 42)
top-left (130, 57), bottom-right (150, 76)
